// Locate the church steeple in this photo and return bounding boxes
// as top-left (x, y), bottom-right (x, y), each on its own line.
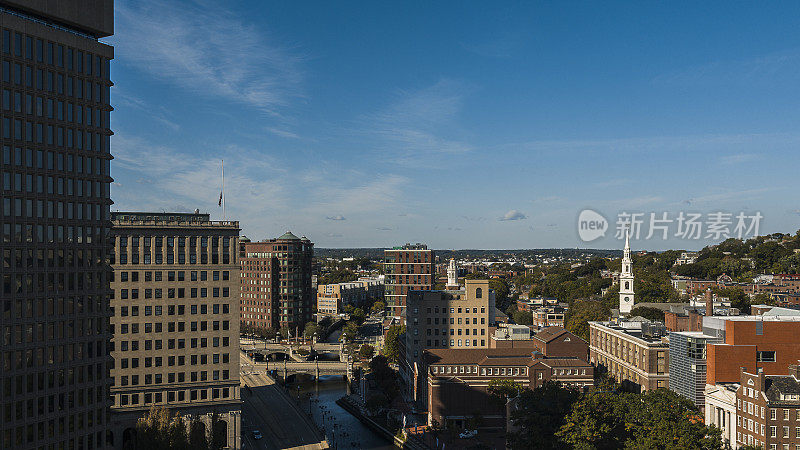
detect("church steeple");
top-left (446, 258), bottom-right (459, 289)
top-left (619, 227), bottom-right (635, 315)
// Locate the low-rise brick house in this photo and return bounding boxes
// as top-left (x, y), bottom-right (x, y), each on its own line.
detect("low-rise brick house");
top-left (532, 306), bottom-right (566, 329)
top-left (531, 327), bottom-right (588, 360)
top-left (736, 364), bottom-right (800, 449)
top-left (424, 347), bottom-right (593, 429)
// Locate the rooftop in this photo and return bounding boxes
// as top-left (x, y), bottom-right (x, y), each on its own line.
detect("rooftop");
top-left (111, 211), bottom-right (239, 229)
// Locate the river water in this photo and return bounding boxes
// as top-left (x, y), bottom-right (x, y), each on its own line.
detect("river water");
top-left (287, 376), bottom-right (393, 450)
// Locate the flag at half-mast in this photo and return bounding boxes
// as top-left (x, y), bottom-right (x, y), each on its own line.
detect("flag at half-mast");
top-left (218, 159), bottom-right (224, 207)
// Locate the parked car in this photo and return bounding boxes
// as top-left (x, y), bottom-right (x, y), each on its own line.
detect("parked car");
top-left (252, 430), bottom-right (262, 440)
top-left (459, 430), bottom-right (477, 439)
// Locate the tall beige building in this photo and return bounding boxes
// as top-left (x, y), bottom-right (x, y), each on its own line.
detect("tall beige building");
top-left (109, 212), bottom-right (241, 449)
top-left (403, 279), bottom-right (495, 407)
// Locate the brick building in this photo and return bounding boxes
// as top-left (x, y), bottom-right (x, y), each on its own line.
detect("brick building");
top-left (531, 305), bottom-right (566, 329)
top-left (384, 243), bottom-right (434, 319)
top-left (403, 279), bottom-right (494, 407)
top-left (316, 277), bottom-right (383, 316)
top-left (531, 327), bottom-right (588, 360)
top-left (706, 316), bottom-right (800, 385)
top-left (425, 347), bottom-right (593, 429)
top-left (735, 365), bottom-right (800, 449)
top-left (240, 232), bottom-right (313, 333)
top-left (589, 320), bottom-right (669, 392)
top-left (109, 212), bottom-right (241, 449)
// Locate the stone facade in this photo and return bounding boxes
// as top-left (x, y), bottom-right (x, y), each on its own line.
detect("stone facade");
top-left (109, 212), bottom-right (241, 449)
top-left (403, 279), bottom-right (495, 407)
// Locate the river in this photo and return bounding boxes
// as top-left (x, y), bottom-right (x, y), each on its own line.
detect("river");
top-left (287, 376), bottom-right (393, 450)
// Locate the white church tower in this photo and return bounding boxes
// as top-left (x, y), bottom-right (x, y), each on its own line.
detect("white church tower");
top-left (446, 258), bottom-right (459, 289)
top-left (619, 228), bottom-right (635, 315)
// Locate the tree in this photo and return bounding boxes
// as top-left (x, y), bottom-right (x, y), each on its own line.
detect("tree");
top-left (512, 310), bottom-right (533, 325)
top-left (712, 286), bottom-right (750, 314)
top-left (556, 387), bottom-right (723, 450)
top-left (383, 325), bottom-right (405, 363)
top-left (751, 292), bottom-right (774, 306)
top-left (490, 279), bottom-right (511, 310)
top-left (371, 301), bottom-right (386, 314)
top-left (340, 321), bottom-right (359, 344)
top-left (488, 378), bottom-right (523, 405)
top-left (556, 390), bottom-right (631, 449)
top-left (359, 344), bottom-right (375, 360)
top-left (350, 307), bottom-right (366, 325)
top-left (508, 381), bottom-right (580, 449)
top-left (565, 299), bottom-right (610, 341)
top-left (304, 321), bottom-right (322, 340)
top-left (133, 406), bottom-right (191, 450)
top-left (624, 389), bottom-right (722, 449)
top-left (629, 306), bottom-right (665, 322)
top-left (369, 355), bottom-right (399, 400)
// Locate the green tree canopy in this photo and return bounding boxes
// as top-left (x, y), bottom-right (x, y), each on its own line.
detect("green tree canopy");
top-left (371, 301), bottom-right (386, 313)
top-left (629, 306), bottom-right (665, 322)
top-left (383, 325), bottom-right (405, 363)
top-left (359, 343), bottom-right (375, 360)
top-left (565, 299), bottom-right (610, 341)
top-left (512, 310), bottom-right (533, 325)
top-left (508, 381), bottom-right (580, 449)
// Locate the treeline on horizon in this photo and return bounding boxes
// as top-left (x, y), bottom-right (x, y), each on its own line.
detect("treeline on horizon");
top-left (315, 247), bottom-right (622, 260)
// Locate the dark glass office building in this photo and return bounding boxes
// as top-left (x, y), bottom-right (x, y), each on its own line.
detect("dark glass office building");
top-left (0, 1), bottom-right (114, 449)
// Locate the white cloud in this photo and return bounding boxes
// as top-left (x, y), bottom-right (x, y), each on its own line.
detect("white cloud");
top-left (113, 0), bottom-right (304, 115)
top-left (356, 79), bottom-right (472, 167)
top-left (499, 210), bottom-right (527, 221)
top-left (111, 133), bottom-right (409, 244)
top-left (720, 153), bottom-right (760, 165)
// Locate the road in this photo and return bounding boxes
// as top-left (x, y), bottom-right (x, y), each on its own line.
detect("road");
top-left (240, 353), bottom-right (329, 450)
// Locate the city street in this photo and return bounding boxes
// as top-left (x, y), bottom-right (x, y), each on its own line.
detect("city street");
top-left (240, 353), bottom-right (328, 450)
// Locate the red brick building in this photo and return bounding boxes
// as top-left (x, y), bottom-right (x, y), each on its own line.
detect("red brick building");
top-left (240, 231), bottom-right (314, 332)
top-left (384, 244), bottom-right (435, 319)
top-left (531, 327), bottom-right (588, 360)
top-left (707, 317), bottom-right (800, 385)
top-left (425, 347), bottom-right (593, 429)
top-left (735, 365), bottom-right (800, 449)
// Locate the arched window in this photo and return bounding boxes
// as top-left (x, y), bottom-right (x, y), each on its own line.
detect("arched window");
top-left (475, 288), bottom-right (482, 299)
top-left (625, 281), bottom-right (630, 290)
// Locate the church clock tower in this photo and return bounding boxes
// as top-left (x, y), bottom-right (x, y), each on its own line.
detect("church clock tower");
top-left (619, 228), bottom-right (635, 315)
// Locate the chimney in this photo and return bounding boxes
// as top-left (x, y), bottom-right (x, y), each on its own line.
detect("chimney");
top-left (705, 289), bottom-right (713, 317)
top-left (790, 362), bottom-right (800, 380)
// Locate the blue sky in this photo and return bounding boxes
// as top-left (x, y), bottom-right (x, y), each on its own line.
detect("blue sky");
top-left (108, 1), bottom-right (800, 250)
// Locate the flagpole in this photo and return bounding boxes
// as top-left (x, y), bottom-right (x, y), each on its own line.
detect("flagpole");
top-left (222, 159), bottom-right (225, 221)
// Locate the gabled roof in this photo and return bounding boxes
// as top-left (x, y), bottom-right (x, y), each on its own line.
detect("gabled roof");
top-left (533, 357), bottom-right (592, 368)
top-left (764, 376), bottom-right (800, 406)
top-left (533, 326), bottom-right (570, 343)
